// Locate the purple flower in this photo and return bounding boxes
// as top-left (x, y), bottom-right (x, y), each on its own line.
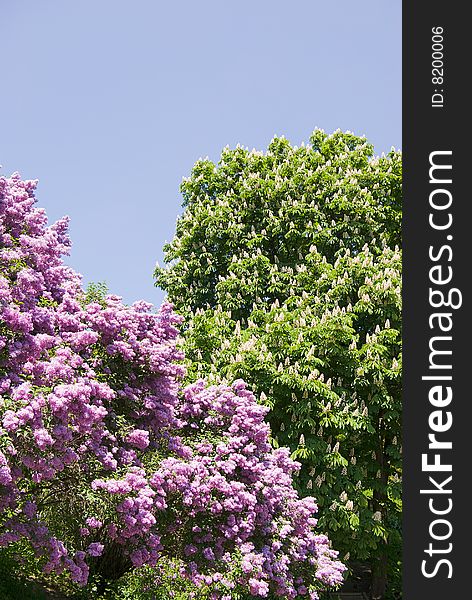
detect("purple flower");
top-left (87, 543), bottom-right (104, 557)
top-left (85, 517), bottom-right (102, 529)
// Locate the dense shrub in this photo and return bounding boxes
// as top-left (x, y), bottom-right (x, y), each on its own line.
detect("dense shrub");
top-left (0, 172), bottom-right (345, 598)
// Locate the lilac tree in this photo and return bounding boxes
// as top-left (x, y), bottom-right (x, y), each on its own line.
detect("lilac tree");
top-left (0, 172), bottom-right (345, 598)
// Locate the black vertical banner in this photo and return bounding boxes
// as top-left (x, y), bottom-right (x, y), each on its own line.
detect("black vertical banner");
top-left (403, 3), bottom-right (468, 599)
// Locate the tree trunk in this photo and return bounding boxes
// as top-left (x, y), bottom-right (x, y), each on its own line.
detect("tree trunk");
top-left (371, 425), bottom-right (389, 600)
top-left (371, 547), bottom-right (388, 599)
top-left (92, 540), bottom-right (132, 593)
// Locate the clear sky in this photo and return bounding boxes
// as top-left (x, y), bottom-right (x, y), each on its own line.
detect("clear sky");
top-left (1, 1), bottom-right (401, 307)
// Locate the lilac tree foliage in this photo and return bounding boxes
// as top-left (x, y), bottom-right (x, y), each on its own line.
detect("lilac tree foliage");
top-left (0, 173), bottom-right (345, 598)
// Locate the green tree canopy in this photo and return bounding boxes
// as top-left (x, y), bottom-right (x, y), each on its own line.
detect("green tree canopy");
top-left (156, 130), bottom-right (402, 599)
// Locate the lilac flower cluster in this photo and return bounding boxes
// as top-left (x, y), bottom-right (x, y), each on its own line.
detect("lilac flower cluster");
top-left (0, 173), bottom-right (345, 597)
top-left (155, 379), bottom-right (346, 597)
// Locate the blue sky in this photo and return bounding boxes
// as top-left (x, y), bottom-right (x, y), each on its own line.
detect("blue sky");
top-left (1, 1), bottom-right (401, 306)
